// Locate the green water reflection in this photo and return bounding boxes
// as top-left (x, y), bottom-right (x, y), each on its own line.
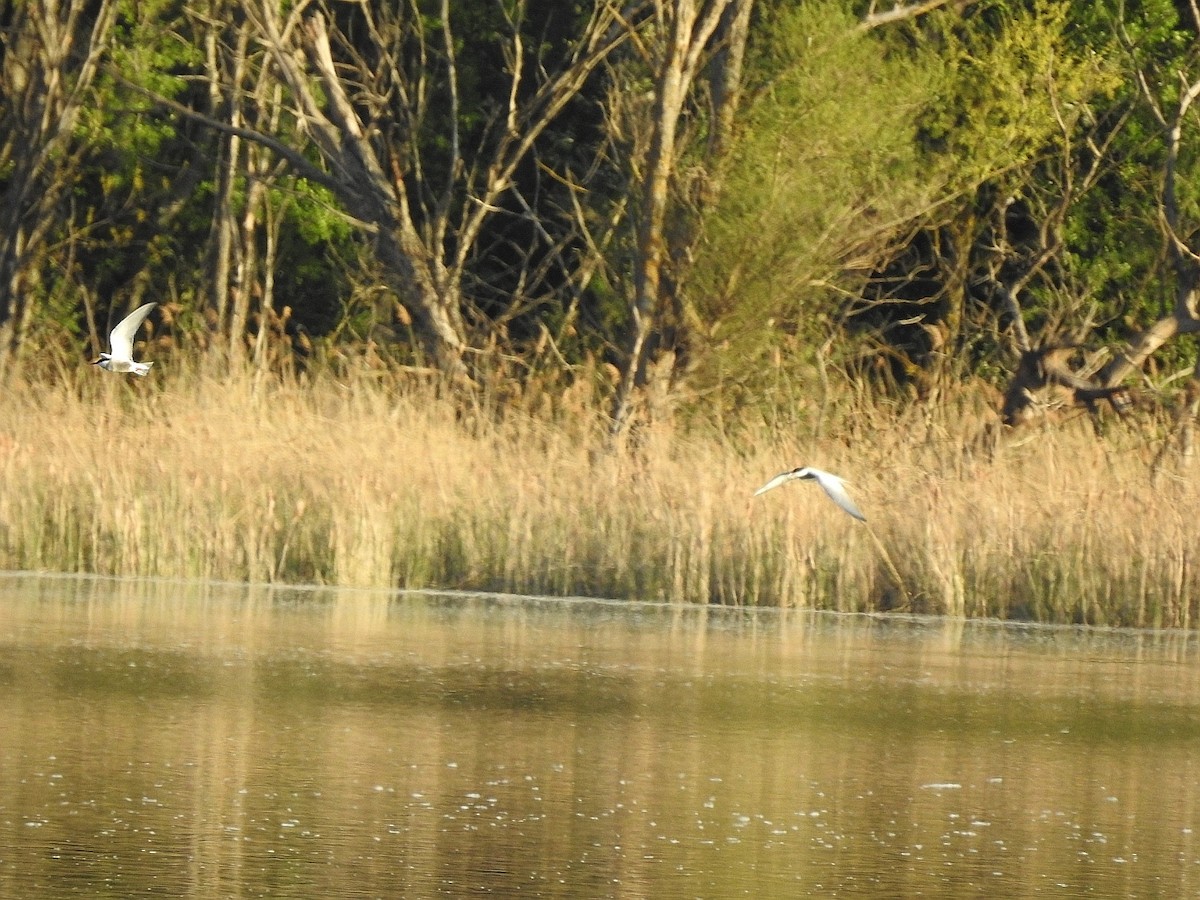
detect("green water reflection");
top-left (1, 574), bottom-right (1199, 897)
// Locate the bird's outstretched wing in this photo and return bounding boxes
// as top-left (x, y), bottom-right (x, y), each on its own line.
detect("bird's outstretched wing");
top-left (108, 302), bottom-right (157, 359)
top-left (808, 469), bottom-right (866, 521)
top-left (753, 471), bottom-right (793, 496)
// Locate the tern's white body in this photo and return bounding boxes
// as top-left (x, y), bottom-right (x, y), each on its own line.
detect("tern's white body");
top-left (754, 466), bottom-right (866, 521)
top-left (94, 302), bottom-right (156, 376)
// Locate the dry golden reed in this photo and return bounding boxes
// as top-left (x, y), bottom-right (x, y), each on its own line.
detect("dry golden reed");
top-left (0, 364), bottom-right (1195, 626)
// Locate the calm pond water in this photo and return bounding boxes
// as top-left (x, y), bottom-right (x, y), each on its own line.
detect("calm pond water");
top-left (1, 574), bottom-right (1199, 897)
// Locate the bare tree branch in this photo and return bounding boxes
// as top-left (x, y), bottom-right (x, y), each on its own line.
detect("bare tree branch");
top-left (112, 72), bottom-right (345, 199)
top-left (859, 0), bottom-right (977, 32)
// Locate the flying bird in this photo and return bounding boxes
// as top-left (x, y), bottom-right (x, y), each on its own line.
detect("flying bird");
top-left (94, 302), bottom-right (157, 376)
top-left (754, 466), bottom-right (866, 521)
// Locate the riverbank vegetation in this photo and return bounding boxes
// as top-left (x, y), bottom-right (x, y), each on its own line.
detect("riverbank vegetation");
top-left (5, 1), bottom-right (1200, 624)
top-left (0, 366), bottom-right (1194, 627)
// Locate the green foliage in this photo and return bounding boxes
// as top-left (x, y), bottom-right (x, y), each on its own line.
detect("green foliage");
top-left (62, 0), bottom-right (358, 352)
top-left (897, 0), bottom-right (1200, 367)
top-left (10, 0), bottom-right (1200, 418)
top-left (685, 0), bottom-right (1185, 415)
top-left (1024, 0), bottom-right (1195, 348)
top-left (287, 181), bottom-right (353, 246)
top-left (687, 2), bottom-right (945, 408)
top-left (917, 0), bottom-right (1120, 187)
top-left (82, 0), bottom-right (200, 173)
top-left (986, 8), bottom-right (1200, 383)
top-left (273, 186), bottom-right (357, 338)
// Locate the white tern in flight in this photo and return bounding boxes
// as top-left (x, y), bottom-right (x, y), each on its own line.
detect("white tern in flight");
top-left (94, 302), bottom-right (156, 376)
top-left (754, 466), bottom-right (866, 521)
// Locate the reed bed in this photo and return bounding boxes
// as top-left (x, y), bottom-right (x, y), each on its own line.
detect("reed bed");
top-left (0, 366), bottom-right (1194, 626)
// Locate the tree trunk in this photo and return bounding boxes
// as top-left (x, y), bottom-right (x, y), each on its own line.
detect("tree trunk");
top-left (610, 0), bottom-right (752, 439)
top-left (251, 7), bottom-right (470, 379)
top-left (252, 186), bottom-right (284, 376)
top-left (206, 12), bottom-right (255, 363)
top-left (610, 4), bottom-right (694, 438)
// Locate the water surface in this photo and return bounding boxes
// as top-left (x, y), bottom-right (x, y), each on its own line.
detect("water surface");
top-left (1, 574), bottom-right (1199, 897)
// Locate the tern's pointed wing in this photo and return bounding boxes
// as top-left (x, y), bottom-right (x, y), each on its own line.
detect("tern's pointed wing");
top-left (753, 470), bottom-right (795, 496)
top-left (810, 470), bottom-right (866, 521)
top-left (108, 302), bottom-right (157, 359)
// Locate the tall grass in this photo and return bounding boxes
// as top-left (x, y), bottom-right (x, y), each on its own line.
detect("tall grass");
top-left (0, 364), bottom-right (1194, 626)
